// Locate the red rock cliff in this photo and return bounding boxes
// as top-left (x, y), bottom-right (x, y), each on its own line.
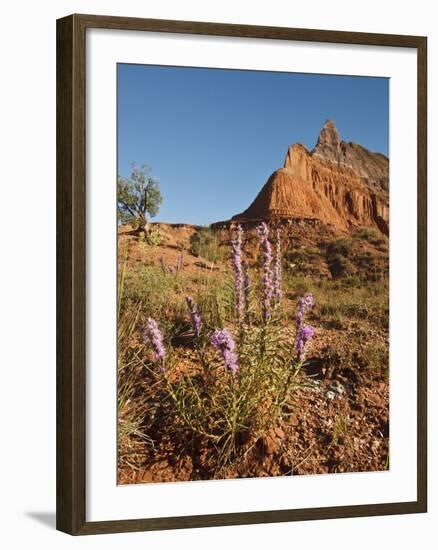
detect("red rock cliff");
top-left (233, 120), bottom-right (389, 234)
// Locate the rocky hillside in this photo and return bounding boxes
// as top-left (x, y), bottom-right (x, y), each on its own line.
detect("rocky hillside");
top-left (231, 120), bottom-right (389, 234)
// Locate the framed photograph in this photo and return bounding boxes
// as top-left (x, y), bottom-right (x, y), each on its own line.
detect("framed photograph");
top-left (56, 14), bottom-right (427, 535)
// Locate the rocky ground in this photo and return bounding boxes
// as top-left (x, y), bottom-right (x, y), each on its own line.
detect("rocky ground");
top-left (119, 366), bottom-right (389, 484)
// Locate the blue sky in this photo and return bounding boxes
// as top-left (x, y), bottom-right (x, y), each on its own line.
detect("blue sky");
top-left (118, 64), bottom-right (389, 225)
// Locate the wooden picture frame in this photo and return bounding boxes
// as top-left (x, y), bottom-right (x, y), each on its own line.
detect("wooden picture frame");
top-left (56, 13), bottom-right (427, 535)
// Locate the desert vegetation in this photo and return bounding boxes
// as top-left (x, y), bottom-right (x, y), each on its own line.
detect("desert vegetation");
top-left (117, 164), bottom-right (163, 236)
top-left (117, 215), bottom-right (389, 483)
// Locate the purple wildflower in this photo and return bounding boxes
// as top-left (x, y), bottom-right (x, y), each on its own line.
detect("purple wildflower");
top-left (231, 225), bottom-right (244, 321)
top-left (257, 222), bottom-right (274, 321)
top-left (296, 308), bottom-right (304, 329)
top-left (186, 296), bottom-right (202, 338)
top-left (243, 261), bottom-right (251, 313)
top-left (273, 228), bottom-right (282, 304)
top-left (296, 292), bottom-right (314, 330)
top-left (303, 292), bottom-right (314, 308)
top-left (296, 324), bottom-right (315, 360)
top-left (294, 293), bottom-right (315, 361)
top-left (210, 328), bottom-right (238, 375)
top-left (144, 318), bottom-right (166, 363)
top-left (176, 251), bottom-right (184, 273)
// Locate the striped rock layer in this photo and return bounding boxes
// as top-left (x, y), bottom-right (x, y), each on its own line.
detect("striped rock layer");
top-left (233, 120), bottom-right (389, 234)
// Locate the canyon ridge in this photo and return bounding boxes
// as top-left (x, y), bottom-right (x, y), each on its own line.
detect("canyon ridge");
top-left (227, 119), bottom-right (389, 235)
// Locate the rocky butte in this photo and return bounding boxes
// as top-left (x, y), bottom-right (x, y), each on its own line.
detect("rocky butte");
top-left (230, 119), bottom-right (389, 235)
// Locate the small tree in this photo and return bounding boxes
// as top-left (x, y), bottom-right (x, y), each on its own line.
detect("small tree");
top-left (117, 164), bottom-right (163, 234)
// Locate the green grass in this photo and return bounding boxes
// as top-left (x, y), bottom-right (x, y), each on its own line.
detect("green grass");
top-left (331, 415), bottom-right (349, 445)
top-left (120, 261), bottom-right (238, 339)
top-left (283, 246), bottom-right (322, 276)
top-left (122, 264), bottom-right (187, 327)
top-left (115, 253), bottom-right (386, 336)
top-left (190, 226), bottom-right (225, 263)
top-left (283, 273), bottom-right (388, 329)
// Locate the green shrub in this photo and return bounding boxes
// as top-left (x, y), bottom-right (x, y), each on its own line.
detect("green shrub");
top-left (354, 227), bottom-right (374, 240)
top-left (323, 237), bottom-right (355, 279)
top-left (327, 253), bottom-right (354, 278)
top-left (325, 238), bottom-right (352, 257)
top-left (144, 226), bottom-right (162, 246)
top-left (354, 227), bottom-right (386, 247)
